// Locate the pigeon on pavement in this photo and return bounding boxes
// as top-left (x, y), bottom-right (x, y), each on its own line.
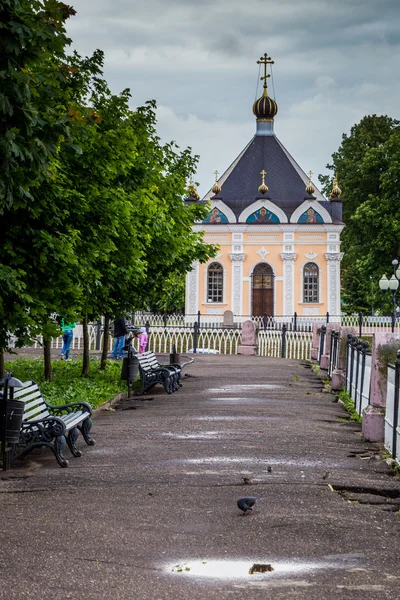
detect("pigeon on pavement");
top-left (237, 497), bottom-right (260, 515)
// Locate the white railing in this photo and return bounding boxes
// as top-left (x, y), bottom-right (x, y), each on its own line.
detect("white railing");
top-left (258, 330), bottom-right (312, 360)
top-left (148, 327), bottom-right (194, 354)
top-left (33, 324), bottom-right (114, 353)
top-left (28, 323), bottom-right (312, 360)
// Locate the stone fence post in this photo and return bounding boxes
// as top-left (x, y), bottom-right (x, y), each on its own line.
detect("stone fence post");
top-left (237, 320), bottom-right (257, 355)
top-left (331, 326), bottom-right (357, 390)
top-left (320, 323), bottom-right (337, 370)
top-left (311, 323), bottom-right (323, 361)
top-left (362, 333), bottom-right (400, 442)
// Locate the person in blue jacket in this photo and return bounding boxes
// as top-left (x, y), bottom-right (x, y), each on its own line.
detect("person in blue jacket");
top-left (60, 319), bottom-right (76, 361)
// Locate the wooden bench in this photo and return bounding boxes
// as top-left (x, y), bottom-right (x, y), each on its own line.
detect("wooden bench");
top-left (136, 351), bottom-right (182, 395)
top-left (12, 381), bottom-right (95, 468)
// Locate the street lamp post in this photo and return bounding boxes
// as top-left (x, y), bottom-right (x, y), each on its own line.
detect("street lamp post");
top-left (379, 259), bottom-right (400, 333)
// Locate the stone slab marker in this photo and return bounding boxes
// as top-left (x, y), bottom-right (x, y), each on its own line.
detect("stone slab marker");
top-left (223, 310), bottom-right (234, 328)
top-left (311, 323), bottom-right (323, 361)
top-left (331, 326), bottom-right (357, 390)
top-left (237, 320), bottom-right (257, 355)
top-left (320, 323), bottom-right (337, 370)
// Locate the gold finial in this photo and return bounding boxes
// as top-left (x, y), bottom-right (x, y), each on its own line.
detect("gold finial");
top-left (187, 176), bottom-right (200, 201)
top-left (330, 173), bottom-right (342, 199)
top-left (211, 170), bottom-right (221, 195)
top-left (257, 52), bottom-right (274, 96)
top-left (258, 169), bottom-right (269, 195)
top-left (305, 170), bottom-right (315, 195)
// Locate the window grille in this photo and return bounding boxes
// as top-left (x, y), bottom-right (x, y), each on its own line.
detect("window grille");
top-left (303, 262), bottom-right (319, 303)
top-left (207, 263), bottom-right (223, 303)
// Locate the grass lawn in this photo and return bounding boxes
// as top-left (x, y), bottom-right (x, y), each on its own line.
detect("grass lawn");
top-left (4, 358), bottom-right (127, 409)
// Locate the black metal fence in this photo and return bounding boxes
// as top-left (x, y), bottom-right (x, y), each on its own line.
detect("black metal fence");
top-left (344, 334), bottom-right (372, 417)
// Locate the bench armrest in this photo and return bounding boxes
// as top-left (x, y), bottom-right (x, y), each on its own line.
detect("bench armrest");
top-left (48, 401), bottom-right (92, 416)
top-left (21, 415), bottom-right (67, 437)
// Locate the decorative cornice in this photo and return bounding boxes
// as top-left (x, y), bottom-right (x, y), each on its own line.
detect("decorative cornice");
top-left (280, 252), bottom-right (298, 261)
top-left (324, 252), bottom-right (343, 262)
top-left (192, 224), bottom-right (345, 233)
top-left (229, 252), bottom-right (246, 262)
top-left (305, 252), bottom-right (318, 259)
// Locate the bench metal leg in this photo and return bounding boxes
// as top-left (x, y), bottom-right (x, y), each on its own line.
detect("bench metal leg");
top-left (66, 427), bottom-right (82, 458)
top-left (53, 435), bottom-right (69, 468)
top-left (78, 418), bottom-right (95, 446)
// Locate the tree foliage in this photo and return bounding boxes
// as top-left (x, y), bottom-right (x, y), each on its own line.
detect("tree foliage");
top-left (319, 115), bottom-right (400, 313)
top-left (0, 7), bottom-right (216, 377)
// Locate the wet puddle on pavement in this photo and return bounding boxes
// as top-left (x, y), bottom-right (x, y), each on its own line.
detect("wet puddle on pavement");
top-left (167, 558), bottom-right (350, 579)
top-left (194, 416), bottom-right (279, 421)
top-left (162, 431), bottom-right (223, 439)
top-left (206, 384), bottom-right (282, 393)
top-left (179, 457), bottom-right (326, 467)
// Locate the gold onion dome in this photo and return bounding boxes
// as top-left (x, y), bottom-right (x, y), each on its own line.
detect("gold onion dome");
top-left (252, 87), bottom-right (278, 120)
top-left (305, 170), bottom-right (315, 195)
top-left (187, 183), bottom-right (200, 201)
top-left (330, 175), bottom-right (342, 199)
top-left (212, 181), bottom-right (222, 194)
top-left (258, 169), bottom-right (269, 194)
top-left (211, 170), bottom-right (222, 195)
top-left (253, 52), bottom-right (278, 120)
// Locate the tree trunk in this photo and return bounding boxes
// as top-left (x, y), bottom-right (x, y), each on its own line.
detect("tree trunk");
top-left (43, 338), bottom-right (52, 381)
top-left (81, 315), bottom-right (90, 378)
top-left (100, 316), bottom-right (110, 370)
top-left (0, 350), bottom-right (5, 379)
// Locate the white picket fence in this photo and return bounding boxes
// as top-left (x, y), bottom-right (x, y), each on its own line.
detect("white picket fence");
top-left (33, 324), bottom-right (114, 353)
top-left (258, 330), bottom-right (312, 360)
top-left (32, 323), bottom-right (313, 360)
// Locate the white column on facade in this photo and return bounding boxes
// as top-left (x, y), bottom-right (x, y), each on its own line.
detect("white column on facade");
top-left (280, 252), bottom-right (298, 316)
top-left (185, 261), bottom-right (199, 316)
top-left (324, 253), bottom-right (343, 317)
top-left (229, 253), bottom-right (246, 316)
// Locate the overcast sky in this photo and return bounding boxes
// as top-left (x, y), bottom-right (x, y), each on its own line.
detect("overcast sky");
top-left (67, 0), bottom-right (400, 196)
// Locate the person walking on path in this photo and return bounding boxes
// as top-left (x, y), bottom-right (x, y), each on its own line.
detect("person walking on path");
top-left (60, 319), bottom-right (76, 361)
top-left (113, 316), bottom-right (128, 360)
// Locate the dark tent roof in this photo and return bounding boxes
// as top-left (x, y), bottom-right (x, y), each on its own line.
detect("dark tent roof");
top-left (202, 133), bottom-right (341, 224)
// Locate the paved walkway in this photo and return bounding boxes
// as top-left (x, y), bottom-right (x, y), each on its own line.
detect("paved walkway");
top-left (1, 355), bottom-right (399, 600)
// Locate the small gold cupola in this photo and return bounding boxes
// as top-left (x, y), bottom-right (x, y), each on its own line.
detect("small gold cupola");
top-left (184, 176), bottom-right (200, 205)
top-left (211, 170), bottom-right (222, 195)
top-left (305, 170), bottom-right (315, 196)
top-left (253, 52), bottom-right (278, 136)
top-left (187, 176), bottom-right (200, 201)
top-left (258, 169), bottom-right (269, 195)
top-left (330, 174), bottom-right (342, 200)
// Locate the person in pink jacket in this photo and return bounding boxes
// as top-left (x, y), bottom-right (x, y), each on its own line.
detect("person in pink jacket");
top-left (138, 328), bottom-right (148, 353)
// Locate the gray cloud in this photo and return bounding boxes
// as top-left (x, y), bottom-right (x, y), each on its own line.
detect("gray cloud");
top-left (67, 0), bottom-right (400, 194)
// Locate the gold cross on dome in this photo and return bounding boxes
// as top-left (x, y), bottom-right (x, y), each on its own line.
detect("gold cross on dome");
top-left (257, 52), bottom-right (274, 87)
top-left (307, 170), bottom-right (313, 182)
top-left (260, 169), bottom-right (267, 184)
top-left (214, 170), bottom-right (219, 182)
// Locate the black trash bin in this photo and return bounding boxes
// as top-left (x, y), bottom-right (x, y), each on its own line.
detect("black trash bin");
top-left (121, 356), bottom-right (139, 382)
top-left (5, 398), bottom-right (24, 444)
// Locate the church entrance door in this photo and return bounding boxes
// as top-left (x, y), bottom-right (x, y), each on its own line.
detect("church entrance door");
top-left (252, 264), bottom-right (274, 316)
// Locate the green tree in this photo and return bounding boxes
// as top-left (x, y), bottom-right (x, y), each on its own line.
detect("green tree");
top-left (319, 115), bottom-right (400, 313)
top-left (0, 0), bottom-right (76, 209)
top-left (0, 0), bottom-right (78, 376)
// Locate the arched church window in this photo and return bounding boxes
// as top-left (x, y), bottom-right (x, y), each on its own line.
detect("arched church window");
top-left (207, 263), bottom-right (223, 303)
top-left (303, 263), bottom-right (319, 303)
